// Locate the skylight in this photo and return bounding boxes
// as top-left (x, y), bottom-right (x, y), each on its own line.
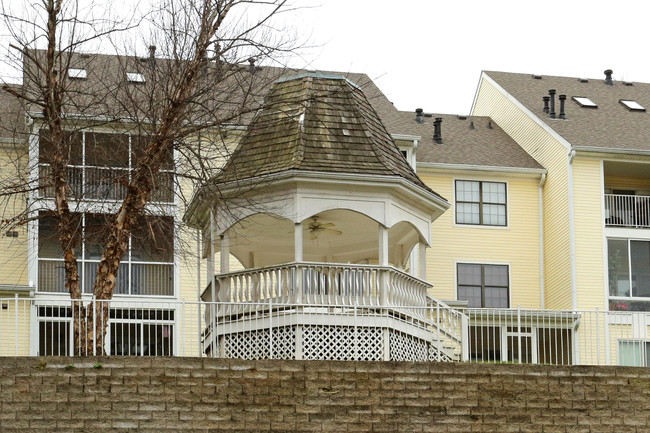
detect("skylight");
top-left (572, 96), bottom-right (597, 108)
top-left (68, 68), bottom-right (87, 79)
top-left (620, 100), bottom-right (646, 111)
top-left (126, 72), bottom-right (146, 83)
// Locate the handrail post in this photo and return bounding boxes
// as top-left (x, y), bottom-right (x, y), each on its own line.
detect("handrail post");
top-left (517, 305), bottom-right (522, 364)
top-left (14, 294), bottom-right (18, 356)
top-left (461, 312), bottom-right (470, 362)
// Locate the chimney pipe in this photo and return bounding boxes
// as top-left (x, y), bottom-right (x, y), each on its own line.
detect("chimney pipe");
top-left (559, 94), bottom-right (566, 119)
top-left (248, 58), bottom-right (256, 73)
top-left (604, 69), bottom-right (614, 86)
top-left (549, 89), bottom-right (556, 119)
top-left (149, 45), bottom-right (156, 60)
top-left (433, 118), bottom-right (443, 144)
top-left (415, 108), bottom-right (424, 124)
top-left (543, 96), bottom-right (550, 114)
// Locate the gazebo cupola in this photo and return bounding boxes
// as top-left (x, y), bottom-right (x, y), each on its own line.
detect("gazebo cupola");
top-left (185, 73), bottom-right (458, 362)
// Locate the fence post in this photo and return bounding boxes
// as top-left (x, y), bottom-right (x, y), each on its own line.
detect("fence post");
top-left (269, 298), bottom-right (273, 359)
top-left (461, 312), bottom-right (469, 362)
top-left (15, 294), bottom-right (19, 356)
top-left (595, 308), bottom-right (601, 365)
top-left (517, 305), bottom-right (522, 364)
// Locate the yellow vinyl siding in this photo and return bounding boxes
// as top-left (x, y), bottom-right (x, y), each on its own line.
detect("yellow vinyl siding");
top-left (0, 146), bottom-right (29, 287)
top-left (472, 77), bottom-right (572, 310)
top-left (420, 172), bottom-right (541, 308)
top-left (572, 158), bottom-right (605, 310)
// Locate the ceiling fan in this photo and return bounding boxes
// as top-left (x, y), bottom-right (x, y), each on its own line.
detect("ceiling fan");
top-left (306, 216), bottom-right (342, 240)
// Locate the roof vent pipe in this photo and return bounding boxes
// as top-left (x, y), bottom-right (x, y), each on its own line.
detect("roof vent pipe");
top-left (433, 118), bottom-right (443, 144)
top-left (559, 94), bottom-right (567, 119)
top-left (549, 89), bottom-right (556, 119)
top-left (248, 58), bottom-right (256, 73)
top-left (149, 45), bottom-right (156, 60)
top-left (604, 69), bottom-right (614, 86)
top-left (543, 96), bottom-right (550, 113)
top-left (415, 108), bottom-right (424, 124)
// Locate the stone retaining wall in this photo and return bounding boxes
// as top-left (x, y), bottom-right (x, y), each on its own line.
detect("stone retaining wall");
top-left (1, 357), bottom-right (649, 432)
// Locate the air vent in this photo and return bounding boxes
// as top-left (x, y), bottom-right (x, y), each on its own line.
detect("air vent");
top-left (532, 75), bottom-right (542, 80)
top-left (572, 96), bottom-right (597, 108)
top-left (623, 82), bottom-right (634, 87)
top-left (457, 115), bottom-right (467, 120)
top-left (620, 100), bottom-right (646, 111)
top-left (578, 78), bottom-right (588, 83)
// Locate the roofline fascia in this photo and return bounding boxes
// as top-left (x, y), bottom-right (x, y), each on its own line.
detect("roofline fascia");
top-left (218, 170), bottom-right (449, 208)
top-left (474, 73), bottom-right (573, 153)
top-left (391, 133), bottom-right (421, 141)
top-left (184, 170), bottom-right (451, 227)
top-left (417, 162), bottom-right (547, 177)
top-left (27, 111), bottom-right (248, 130)
top-left (573, 146), bottom-right (650, 157)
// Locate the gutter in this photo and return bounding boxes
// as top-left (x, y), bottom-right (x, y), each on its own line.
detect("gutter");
top-left (538, 173), bottom-right (546, 309)
top-left (418, 162), bottom-right (547, 177)
top-left (568, 149), bottom-right (577, 310)
top-left (573, 146), bottom-right (650, 157)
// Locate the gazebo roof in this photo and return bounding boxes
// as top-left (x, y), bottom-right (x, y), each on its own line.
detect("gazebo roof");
top-left (211, 73), bottom-right (440, 198)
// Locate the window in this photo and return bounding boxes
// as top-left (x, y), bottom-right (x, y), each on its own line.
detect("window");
top-left (620, 100), bottom-right (646, 111)
top-left (619, 340), bottom-right (650, 366)
top-left (126, 72), bottom-right (146, 83)
top-left (572, 96), bottom-right (597, 108)
top-left (457, 263), bottom-right (509, 308)
top-left (455, 180), bottom-right (507, 226)
top-left (609, 239), bottom-right (650, 311)
top-left (68, 68), bottom-right (87, 79)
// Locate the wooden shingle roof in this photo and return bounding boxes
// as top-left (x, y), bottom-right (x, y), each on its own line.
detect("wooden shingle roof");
top-left (213, 73), bottom-right (440, 197)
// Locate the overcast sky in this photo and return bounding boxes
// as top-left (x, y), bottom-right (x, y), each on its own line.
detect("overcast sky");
top-left (3, 0), bottom-right (650, 116)
top-left (293, 0), bottom-right (650, 115)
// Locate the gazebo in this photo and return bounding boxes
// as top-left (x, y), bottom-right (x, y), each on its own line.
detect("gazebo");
top-left (184, 73), bottom-right (465, 361)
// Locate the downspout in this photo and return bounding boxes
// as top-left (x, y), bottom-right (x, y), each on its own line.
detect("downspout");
top-left (568, 149), bottom-right (578, 310)
top-left (538, 173), bottom-right (547, 309)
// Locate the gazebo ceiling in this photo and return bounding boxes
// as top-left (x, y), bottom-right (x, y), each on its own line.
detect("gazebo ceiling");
top-left (225, 209), bottom-right (421, 268)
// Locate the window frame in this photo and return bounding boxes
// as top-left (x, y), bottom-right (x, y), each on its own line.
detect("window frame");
top-left (608, 238), bottom-right (650, 311)
top-left (454, 179), bottom-right (508, 227)
top-left (456, 262), bottom-right (510, 308)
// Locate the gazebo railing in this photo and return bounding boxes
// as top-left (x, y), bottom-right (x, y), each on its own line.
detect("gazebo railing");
top-left (204, 262), bottom-right (433, 319)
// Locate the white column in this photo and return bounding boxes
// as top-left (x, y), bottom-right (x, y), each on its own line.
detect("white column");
top-left (378, 224), bottom-right (389, 306)
top-left (208, 211), bottom-right (216, 295)
top-left (220, 233), bottom-right (230, 274)
top-left (418, 243), bottom-right (427, 281)
top-left (378, 225), bottom-right (389, 266)
top-left (294, 222), bottom-right (303, 262)
top-left (294, 222), bottom-right (303, 303)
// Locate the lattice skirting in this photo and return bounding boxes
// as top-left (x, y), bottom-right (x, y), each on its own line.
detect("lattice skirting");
top-left (216, 324), bottom-right (446, 361)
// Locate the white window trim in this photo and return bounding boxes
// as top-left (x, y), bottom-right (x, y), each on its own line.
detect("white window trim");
top-left (454, 260), bottom-right (512, 308)
top-left (452, 177), bottom-right (511, 230)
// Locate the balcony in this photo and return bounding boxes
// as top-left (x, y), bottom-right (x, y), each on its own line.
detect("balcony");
top-left (201, 262), bottom-right (467, 362)
top-left (38, 259), bottom-right (174, 296)
top-left (38, 164), bottom-right (174, 203)
top-left (604, 194), bottom-right (650, 228)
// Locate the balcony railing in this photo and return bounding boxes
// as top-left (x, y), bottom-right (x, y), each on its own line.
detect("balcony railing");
top-left (38, 164), bottom-right (174, 203)
top-left (38, 258), bottom-right (174, 296)
top-left (604, 194), bottom-right (650, 228)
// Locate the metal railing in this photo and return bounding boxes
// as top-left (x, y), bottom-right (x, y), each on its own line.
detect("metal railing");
top-left (5, 296), bottom-right (650, 367)
top-left (38, 164), bottom-right (174, 203)
top-left (38, 259), bottom-right (174, 296)
top-left (604, 194), bottom-right (650, 228)
top-left (0, 297), bottom-right (466, 361)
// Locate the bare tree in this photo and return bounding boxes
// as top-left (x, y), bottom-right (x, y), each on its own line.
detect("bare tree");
top-left (1, 0), bottom-right (297, 355)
